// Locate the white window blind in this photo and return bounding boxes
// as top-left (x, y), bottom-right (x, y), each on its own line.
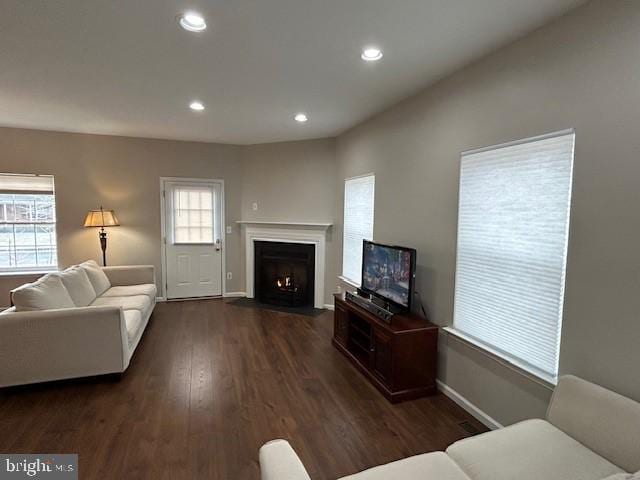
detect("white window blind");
top-left (0, 174), bottom-right (54, 194)
top-left (452, 130), bottom-right (574, 384)
top-left (0, 174), bottom-right (57, 272)
top-left (172, 185), bottom-right (217, 244)
top-left (342, 174), bottom-right (375, 285)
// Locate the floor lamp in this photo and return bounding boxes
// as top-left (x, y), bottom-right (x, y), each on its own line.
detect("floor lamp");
top-left (84, 207), bottom-right (120, 266)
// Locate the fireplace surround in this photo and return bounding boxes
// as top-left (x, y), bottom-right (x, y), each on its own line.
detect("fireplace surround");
top-left (240, 222), bottom-right (331, 309)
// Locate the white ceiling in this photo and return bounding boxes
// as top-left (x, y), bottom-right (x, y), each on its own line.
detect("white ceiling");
top-left (1, 0), bottom-right (586, 145)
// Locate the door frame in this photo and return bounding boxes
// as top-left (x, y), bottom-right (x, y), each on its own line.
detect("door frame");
top-left (159, 177), bottom-right (226, 300)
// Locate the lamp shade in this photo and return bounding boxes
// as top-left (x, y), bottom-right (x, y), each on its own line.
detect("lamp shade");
top-left (84, 208), bottom-right (119, 228)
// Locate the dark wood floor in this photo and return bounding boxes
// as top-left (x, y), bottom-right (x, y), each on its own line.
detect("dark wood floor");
top-left (0, 299), bottom-right (486, 479)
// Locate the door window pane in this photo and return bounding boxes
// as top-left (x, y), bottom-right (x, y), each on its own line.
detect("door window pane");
top-left (172, 185), bottom-right (216, 244)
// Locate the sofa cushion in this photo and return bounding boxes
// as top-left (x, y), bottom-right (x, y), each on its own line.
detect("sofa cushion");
top-left (56, 266), bottom-right (97, 307)
top-left (79, 260), bottom-right (111, 296)
top-left (91, 295), bottom-right (151, 315)
top-left (339, 452), bottom-right (471, 480)
top-left (123, 310), bottom-right (143, 346)
top-left (446, 419), bottom-right (623, 480)
top-left (101, 284), bottom-right (157, 300)
top-left (11, 274), bottom-right (75, 312)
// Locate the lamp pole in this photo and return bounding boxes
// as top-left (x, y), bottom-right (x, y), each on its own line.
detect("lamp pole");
top-left (99, 226), bottom-right (107, 266)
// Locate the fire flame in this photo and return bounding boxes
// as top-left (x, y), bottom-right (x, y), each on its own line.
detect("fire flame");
top-left (276, 276), bottom-right (292, 288)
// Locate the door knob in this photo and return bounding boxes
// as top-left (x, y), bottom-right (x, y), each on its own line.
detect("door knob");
top-left (215, 239), bottom-right (222, 251)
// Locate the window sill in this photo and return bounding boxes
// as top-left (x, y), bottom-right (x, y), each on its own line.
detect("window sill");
top-left (0, 269), bottom-right (56, 277)
top-left (442, 326), bottom-right (557, 390)
top-left (338, 275), bottom-right (360, 289)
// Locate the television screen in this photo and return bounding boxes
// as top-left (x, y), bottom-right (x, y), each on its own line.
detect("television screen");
top-left (361, 241), bottom-right (415, 309)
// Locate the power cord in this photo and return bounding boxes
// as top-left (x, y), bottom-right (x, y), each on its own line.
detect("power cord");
top-left (413, 290), bottom-right (429, 320)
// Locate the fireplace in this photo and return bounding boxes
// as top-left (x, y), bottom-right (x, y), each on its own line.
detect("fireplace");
top-left (254, 241), bottom-right (315, 308)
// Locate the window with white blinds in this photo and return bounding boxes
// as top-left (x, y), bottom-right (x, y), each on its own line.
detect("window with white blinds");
top-left (0, 174), bottom-right (57, 272)
top-left (342, 174), bottom-right (375, 285)
top-left (452, 130), bottom-right (575, 384)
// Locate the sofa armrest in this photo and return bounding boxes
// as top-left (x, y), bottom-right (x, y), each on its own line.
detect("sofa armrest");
top-left (0, 306), bottom-right (128, 387)
top-left (547, 375), bottom-right (640, 473)
top-left (102, 265), bottom-right (155, 286)
top-left (259, 440), bottom-right (311, 480)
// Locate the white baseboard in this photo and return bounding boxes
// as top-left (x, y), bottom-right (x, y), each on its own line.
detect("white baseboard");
top-left (323, 303), bottom-right (335, 311)
top-left (157, 293), bottom-right (245, 302)
top-left (223, 291), bottom-right (246, 298)
top-left (436, 379), bottom-right (503, 430)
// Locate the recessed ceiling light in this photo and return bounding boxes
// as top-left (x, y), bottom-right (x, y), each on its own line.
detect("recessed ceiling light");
top-left (178, 12), bottom-right (207, 32)
top-left (190, 101), bottom-right (205, 111)
top-left (361, 47), bottom-right (383, 62)
top-left (294, 113), bottom-right (308, 123)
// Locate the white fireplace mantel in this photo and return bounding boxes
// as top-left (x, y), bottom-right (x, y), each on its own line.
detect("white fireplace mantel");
top-left (236, 220), bottom-right (332, 229)
top-left (241, 222), bottom-right (331, 309)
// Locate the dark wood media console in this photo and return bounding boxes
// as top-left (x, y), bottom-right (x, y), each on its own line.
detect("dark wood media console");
top-left (332, 293), bottom-right (438, 403)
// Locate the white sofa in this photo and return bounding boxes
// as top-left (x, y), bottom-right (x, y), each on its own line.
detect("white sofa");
top-left (0, 260), bottom-right (157, 387)
top-left (259, 376), bottom-right (640, 480)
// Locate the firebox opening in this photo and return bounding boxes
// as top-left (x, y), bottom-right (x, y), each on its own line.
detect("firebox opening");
top-left (254, 241), bottom-right (315, 308)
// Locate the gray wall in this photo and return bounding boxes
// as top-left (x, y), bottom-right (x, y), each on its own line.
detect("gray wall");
top-left (0, 128), bottom-right (244, 303)
top-left (0, 129), bottom-right (339, 306)
top-left (335, 0), bottom-right (640, 425)
top-left (240, 139), bottom-right (338, 304)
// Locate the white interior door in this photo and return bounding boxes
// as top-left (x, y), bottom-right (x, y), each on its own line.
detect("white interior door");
top-left (164, 181), bottom-right (223, 299)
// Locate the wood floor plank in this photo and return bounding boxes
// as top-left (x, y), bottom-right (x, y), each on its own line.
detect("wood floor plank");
top-left (0, 298), bottom-right (487, 479)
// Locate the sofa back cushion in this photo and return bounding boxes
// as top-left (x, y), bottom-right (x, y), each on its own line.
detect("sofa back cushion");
top-left (11, 274), bottom-right (75, 312)
top-left (547, 375), bottom-right (640, 472)
top-left (79, 260), bottom-right (111, 296)
top-left (57, 266), bottom-right (97, 307)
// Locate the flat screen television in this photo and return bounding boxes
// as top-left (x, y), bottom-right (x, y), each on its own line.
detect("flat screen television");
top-left (360, 240), bottom-right (416, 311)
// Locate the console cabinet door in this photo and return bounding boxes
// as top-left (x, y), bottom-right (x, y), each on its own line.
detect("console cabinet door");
top-left (372, 329), bottom-right (393, 385)
top-left (334, 304), bottom-right (349, 346)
